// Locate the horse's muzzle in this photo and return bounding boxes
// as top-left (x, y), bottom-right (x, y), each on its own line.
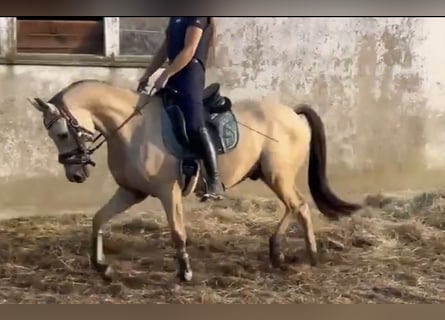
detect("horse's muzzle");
top-left (66, 164), bottom-right (90, 183)
top-left (72, 172), bottom-right (86, 183)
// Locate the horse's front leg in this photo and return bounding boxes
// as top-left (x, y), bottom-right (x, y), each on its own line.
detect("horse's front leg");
top-left (91, 186), bottom-right (146, 281)
top-left (159, 182), bottom-right (192, 282)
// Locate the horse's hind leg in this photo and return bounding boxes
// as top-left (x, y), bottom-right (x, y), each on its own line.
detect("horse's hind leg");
top-left (293, 189), bottom-right (317, 265)
top-left (91, 187), bottom-right (146, 281)
top-left (269, 206), bottom-right (293, 268)
top-left (158, 182), bottom-right (192, 282)
top-left (263, 173), bottom-right (317, 268)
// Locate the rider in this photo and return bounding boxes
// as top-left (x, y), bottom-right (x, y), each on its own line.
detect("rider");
top-left (137, 17), bottom-right (224, 201)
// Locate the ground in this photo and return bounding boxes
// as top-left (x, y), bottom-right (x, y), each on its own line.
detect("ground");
top-left (1, 187), bottom-right (445, 304)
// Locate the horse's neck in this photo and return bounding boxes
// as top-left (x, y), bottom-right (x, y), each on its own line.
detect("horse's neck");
top-left (88, 89), bottom-right (140, 138)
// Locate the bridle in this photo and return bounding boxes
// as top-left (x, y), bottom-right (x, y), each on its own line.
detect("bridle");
top-left (40, 97), bottom-right (98, 167)
top-left (30, 86), bottom-right (157, 168)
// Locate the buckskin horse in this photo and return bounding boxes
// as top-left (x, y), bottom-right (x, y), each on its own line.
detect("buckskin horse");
top-left (28, 79), bottom-right (362, 282)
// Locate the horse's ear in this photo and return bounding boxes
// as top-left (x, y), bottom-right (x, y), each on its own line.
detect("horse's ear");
top-left (28, 97), bottom-right (56, 114)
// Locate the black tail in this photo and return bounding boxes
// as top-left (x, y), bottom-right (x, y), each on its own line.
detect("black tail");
top-left (294, 104), bottom-right (362, 220)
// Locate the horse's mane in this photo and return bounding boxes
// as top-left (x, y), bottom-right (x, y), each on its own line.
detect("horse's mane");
top-left (48, 79), bottom-right (112, 105)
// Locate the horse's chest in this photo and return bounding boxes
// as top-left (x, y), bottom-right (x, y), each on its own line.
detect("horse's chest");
top-left (107, 145), bottom-right (140, 182)
top-left (107, 143), bottom-right (172, 192)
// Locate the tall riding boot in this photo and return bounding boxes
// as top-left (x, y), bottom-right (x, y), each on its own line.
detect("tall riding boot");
top-left (197, 126), bottom-right (224, 200)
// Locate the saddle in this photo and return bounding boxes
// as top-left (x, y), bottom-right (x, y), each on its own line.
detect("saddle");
top-left (157, 82), bottom-right (240, 195)
top-left (159, 83), bottom-right (236, 151)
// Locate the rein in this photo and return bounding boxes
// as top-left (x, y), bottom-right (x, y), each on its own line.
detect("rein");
top-left (87, 87), bottom-right (156, 155)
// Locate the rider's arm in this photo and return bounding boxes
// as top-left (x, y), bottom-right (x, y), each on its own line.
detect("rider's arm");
top-left (163, 17), bottom-right (208, 78)
top-left (142, 29), bottom-right (168, 78)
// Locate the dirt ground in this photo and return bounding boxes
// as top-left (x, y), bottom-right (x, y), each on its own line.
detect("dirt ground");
top-left (1, 180), bottom-right (445, 304)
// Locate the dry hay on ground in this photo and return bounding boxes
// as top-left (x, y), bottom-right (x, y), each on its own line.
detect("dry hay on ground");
top-left (1, 192), bottom-right (445, 303)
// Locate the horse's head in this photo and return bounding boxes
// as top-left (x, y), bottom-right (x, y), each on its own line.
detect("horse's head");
top-left (29, 97), bottom-right (96, 184)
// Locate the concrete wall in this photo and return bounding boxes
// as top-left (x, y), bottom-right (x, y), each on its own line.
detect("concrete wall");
top-left (2, 17), bottom-right (445, 207)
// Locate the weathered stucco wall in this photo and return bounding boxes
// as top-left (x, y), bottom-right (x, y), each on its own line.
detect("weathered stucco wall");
top-left (207, 17), bottom-right (445, 189)
top-left (1, 17), bottom-right (445, 203)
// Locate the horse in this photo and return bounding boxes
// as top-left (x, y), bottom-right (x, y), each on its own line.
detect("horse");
top-left (28, 79), bottom-right (362, 282)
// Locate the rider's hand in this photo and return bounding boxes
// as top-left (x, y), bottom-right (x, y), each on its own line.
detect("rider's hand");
top-left (137, 74), bottom-right (150, 93)
top-left (154, 69), bottom-right (170, 92)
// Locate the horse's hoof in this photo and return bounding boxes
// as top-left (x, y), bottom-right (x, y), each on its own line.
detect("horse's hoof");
top-left (100, 265), bottom-right (115, 282)
top-left (269, 236), bottom-right (285, 269)
top-left (270, 251), bottom-right (285, 269)
top-left (175, 251), bottom-right (193, 282)
top-left (309, 254), bottom-right (318, 267)
top-left (91, 258), bottom-right (114, 282)
top-left (177, 269), bottom-right (193, 282)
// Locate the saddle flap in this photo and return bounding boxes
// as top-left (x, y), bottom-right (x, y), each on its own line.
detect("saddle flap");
top-left (165, 104), bottom-right (190, 146)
